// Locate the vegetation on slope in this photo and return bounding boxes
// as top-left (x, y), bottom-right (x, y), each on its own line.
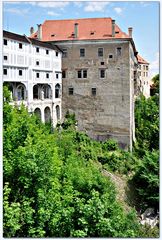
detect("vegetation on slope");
top-left (3, 74), bottom-right (159, 238)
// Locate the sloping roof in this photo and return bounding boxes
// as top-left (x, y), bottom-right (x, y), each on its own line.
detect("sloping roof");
top-left (3, 30), bottom-right (61, 51)
top-left (30, 17), bottom-right (131, 41)
top-left (137, 54), bottom-right (149, 64)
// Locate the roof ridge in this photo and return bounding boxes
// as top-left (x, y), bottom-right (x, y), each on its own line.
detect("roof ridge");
top-left (44, 17), bottom-right (112, 23)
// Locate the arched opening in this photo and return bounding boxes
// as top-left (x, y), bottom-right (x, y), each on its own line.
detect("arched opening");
top-left (44, 106), bottom-right (51, 123)
top-left (17, 84), bottom-right (25, 100)
top-left (55, 84), bottom-right (61, 98)
top-left (43, 85), bottom-right (52, 99)
top-left (34, 108), bottom-right (41, 120)
top-left (33, 85), bottom-right (39, 99)
top-left (56, 105), bottom-right (60, 120)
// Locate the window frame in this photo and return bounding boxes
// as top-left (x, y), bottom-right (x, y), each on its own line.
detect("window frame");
top-left (98, 48), bottom-right (104, 57)
top-left (77, 69), bottom-right (87, 79)
top-left (4, 55), bottom-right (8, 61)
top-left (99, 69), bottom-right (106, 79)
top-left (80, 48), bottom-right (85, 57)
top-left (36, 72), bottom-right (40, 78)
top-left (46, 73), bottom-right (49, 79)
top-left (19, 69), bottom-right (23, 76)
top-left (4, 39), bottom-right (7, 46)
top-left (68, 87), bottom-right (74, 95)
top-left (46, 49), bottom-right (49, 55)
top-left (62, 70), bottom-right (66, 78)
top-left (117, 47), bottom-right (122, 56)
top-left (91, 88), bottom-right (96, 96)
top-left (3, 68), bottom-right (7, 75)
top-left (36, 47), bottom-right (39, 53)
top-left (19, 43), bottom-right (23, 49)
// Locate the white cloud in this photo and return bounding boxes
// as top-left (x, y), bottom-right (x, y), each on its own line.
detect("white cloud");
top-left (47, 11), bottom-right (60, 16)
top-left (140, 2), bottom-right (150, 7)
top-left (29, 1), bottom-right (69, 8)
top-left (114, 7), bottom-right (123, 15)
top-left (4, 7), bottom-right (29, 15)
top-left (84, 2), bottom-right (110, 12)
top-left (149, 52), bottom-right (159, 78)
top-left (73, 2), bottom-right (83, 8)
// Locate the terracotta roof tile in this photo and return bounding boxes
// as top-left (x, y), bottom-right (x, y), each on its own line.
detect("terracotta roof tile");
top-left (137, 54), bottom-right (149, 64)
top-left (30, 17), bottom-right (131, 41)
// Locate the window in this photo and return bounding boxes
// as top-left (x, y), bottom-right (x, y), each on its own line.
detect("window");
top-left (109, 54), bottom-right (113, 59)
top-left (36, 47), bottom-right (39, 53)
top-left (56, 52), bottom-right (58, 57)
top-left (56, 73), bottom-right (59, 79)
top-left (92, 88), bottom-right (96, 96)
top-left (117, 47), bottom-right (122, 56)
top-left (19, 70), bottom-right (22, 76)
top-left (77, 69), bottom-right (87, 78)
top-left (101, 62), bottom-right (104, 65)
top-left (55, 84), bottom-right (61, 98)
top-left (62, 49), bottom-right (67, 58)
top-left (69, 87), bottom-right (74, 95)
top-left (146, 65), bottom-right (148, 70)
top-left (4, 56), bottom-right (7, 61)
top-left (100, 69), bottom-right (105, 78)
top-left (36, 61), bottom-right (39, 66)
top-left (46, 49), bottom-right (49, 55)
top-left (62, 70), bottom-right (66, 78)
top-left (46, 73), bottom-right (49, 78)
top-left (4, 39), bottom-right (7, 45)
top-left (3, 69), bottom-right (7, 75)
top-left (19, 43), bottom-right (22, 49)
top-left (98, 48), bottom-right (103, 57)
top-left (80, 48), bottom-right (85, 57)
top-left (36, 72), bottom-right (39, 78)
top-left (139, 65), bottom-right (141, 70)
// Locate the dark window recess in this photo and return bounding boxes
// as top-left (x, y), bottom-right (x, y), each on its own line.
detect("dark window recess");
top-left (36, 47), bottom-right (39, 53)
top-left (46, 49), bottom-right (49, 55)
top-left (19, 70), bottom-right (22, 76)
top-left (62, 70), bottom-right (66, 78)
top-left (101, 62), bottom-right (104, 65)
top-left (46, 73), bottom-right (49, 78)
top-left (36, 61), bottom-right (39, 66)
top-left (69, 87), bottom-right (74, 95)
top-left (19, 43), bottom-right (22, 49)
top-left (98, 48), bottom-right (103, 57)
top-left (80, 48), bottom-right (85, 57)
top-left (62, 49), bottom-right (67, 58)
top-left (4, 39), bottom-right (7, 45)
top-left (56, 52), bottom-right (58, 57)
top-left (83, 70), bottom-right (87, 78)
top-left (92, 88), bottom-right (96, 96)
top-left (4, 56), bottom-right (8, 61)
top-left (78, 70), bottom-right (87, 78)
top-left (109, 54), bottom-right (113, 59)
top-left (100, 69), bottom-right (105, 78)
top-left (36, 72), bottom-right (39, 78)
top-left (78, 70), bottom-right (82, 78)
top-left (3, 69), bottom-right (7, 75)
top-left (117, 47), bottom-right (122, 56)
top-left (56, 73), bottom-right (59, 79)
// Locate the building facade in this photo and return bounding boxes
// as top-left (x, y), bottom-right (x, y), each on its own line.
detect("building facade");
top-left (31, 18), bottom-right (139, 149)
top-left (3, 30), bottom-right (62, 126)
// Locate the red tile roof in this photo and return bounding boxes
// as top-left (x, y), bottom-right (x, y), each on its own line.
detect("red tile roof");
top-left (30, 17), bottom-right (131, 41)
top-left (137, 54), bottom-right (149, 64)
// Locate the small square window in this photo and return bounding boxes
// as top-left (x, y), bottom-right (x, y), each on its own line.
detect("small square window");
top-left (109, 55), bottom-right (113, 59)
top-left (36, 61), bottom-right (39, 66)
top-left (56, 52), bottom-right (58, 57)
top-left (19, 70), bottom-right (22, 76)
top-left (62, 70), bottom-right (66, 78)
top-left (100, 69), bottom-right (105, 78)
top-left (36, 47), bottom-right (39, 53)
top-left (56, 73), bottom-right (59, 79)
top-left (4, 39), bottom-right (7, 45)
top-left (46, 73), bottom-right (49, 78)
top-left (36, 72), bottom-right (39, 78)
top-left (98, 48), bottom-right (103, 57)
top-left (80, 48), bottom-right (85, 57)
top-left (46, 49), bottom-right (49, 55)
top-left (92, 88), bottom-right (96, 96)
top-left (117, 47), bottom-right (122, 56)
top-left (3, 69), bottom-right (7, 75)
top-left (69, 87), bottom-right (74, 95)
top-left (4, 56), bottom-right (8, 61)
top-left (19, 43), bottom-right (22, 49)
top-left (62, 49), bottom-right (67, 58)
top-left (101, 62), bottom-right (104, 65)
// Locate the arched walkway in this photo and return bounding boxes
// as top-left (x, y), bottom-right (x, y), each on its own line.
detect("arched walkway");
top-left (43, 85), bottom-right (52, 99)
top-left (44, 106), bottom-right (51, 123)
top-left (34, 108), bottom-right (41, 120)
top-left (56, 105), bottom-right (60, 120)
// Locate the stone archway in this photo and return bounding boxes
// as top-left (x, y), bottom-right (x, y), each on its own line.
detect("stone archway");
top-left (34, 108), bottom-right (41, 120)
top-left (44, 106), bottom-right (51, 123)
top-left (42, 85), bottom-right (52, 99)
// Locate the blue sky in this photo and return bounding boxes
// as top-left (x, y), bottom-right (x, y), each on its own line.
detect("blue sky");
top-left (3, 1), bottom-right (160, 77)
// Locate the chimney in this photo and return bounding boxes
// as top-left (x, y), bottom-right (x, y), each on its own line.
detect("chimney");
top-left (37, 24), bottom-right (42, 40)
top-left (74, 23), bottom-right (78, 38)
top-left (128, 27), bottom-right (133, 38)
top-left (30, 27), bottom-right (34, 35)
top-left (112, 19), bottom-right (115, 37)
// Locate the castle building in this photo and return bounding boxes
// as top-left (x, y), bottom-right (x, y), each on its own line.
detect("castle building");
top-left (3, 30), bottom-right (62, 126)
top-left (137, 54), bottom-right (150, 98)
top-left (31, 18), bottom-right (138, 150)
